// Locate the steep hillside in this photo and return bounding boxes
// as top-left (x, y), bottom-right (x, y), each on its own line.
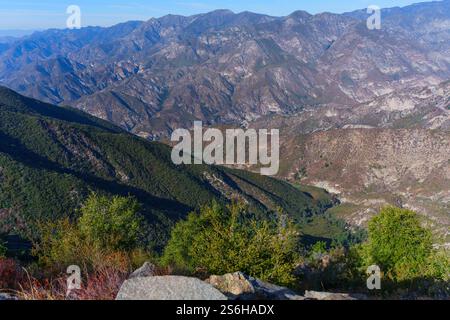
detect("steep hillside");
top-left (0, 87), bottom-right (332, 246)
top-left (252, 80), bottom-right (450, 134)
top-left (276, 128), bottom-right (450, 242)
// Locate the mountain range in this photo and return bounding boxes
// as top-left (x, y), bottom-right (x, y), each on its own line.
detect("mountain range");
top-left (0, 1), bottom-right (449, 139)
top-left (0, 1), bottom-right (449, 244)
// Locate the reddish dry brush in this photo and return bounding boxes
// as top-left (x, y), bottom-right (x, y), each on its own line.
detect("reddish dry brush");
top-left (2, 244), bottom-right (169, 300)
top-left (0, 258), bottom-right (24, 291)
top-left (17, 265), bottom-right (129, 300)
top-left (18, 274), bottom-right (67, 300)
top-left (71, 266), bottom-right (129, 300)
top-left (17, 262), bottom-right (173, 300)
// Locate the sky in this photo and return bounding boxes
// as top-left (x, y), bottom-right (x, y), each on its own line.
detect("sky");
top-left (0, 0), bottom-right (434, 32)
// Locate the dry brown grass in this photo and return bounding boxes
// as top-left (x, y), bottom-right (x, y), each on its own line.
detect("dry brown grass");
top-left (16, 265), bottom-right (129, 300)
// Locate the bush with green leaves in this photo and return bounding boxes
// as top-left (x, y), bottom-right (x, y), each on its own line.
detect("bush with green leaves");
top-left (309, 241), bottom-right (327, 257)
top-left (33, 193), bottom-right (148, 272)
top-left (362, 207), bottom-right (449, 284)
top-left (78, 193), bottom-right (144, 251)
top-left (364, 207), bottom-right (430, 281)
top-left (162, 201), bottom-right (301, 287)
top-left (299, 207), bottom-right (449, 294)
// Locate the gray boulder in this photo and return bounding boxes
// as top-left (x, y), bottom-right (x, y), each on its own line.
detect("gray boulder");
top-left (129, 262), bottom-right (156, 279)
top-left (116, 276), bottom-right (228, 300)
top-left (304, 290), bottom-right (363, 300)
top-left (250, 278), bottom-right (306, 300)
top-left (206, 272), bottom-right (304, 300)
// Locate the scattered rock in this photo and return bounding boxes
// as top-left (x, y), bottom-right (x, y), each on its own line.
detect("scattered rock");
top-left (0, 293), bottom-right (18, 301)
top-left (251, 278), bottom-right (306, 300)
top-left (206, 272), bottom-right (304, 300)
top-left (116, 276), bottom-right (228, 300)
top-left (304, 290), bottom-right (363, 300)
top-left (206, 272), bottom-right (255, 297)
top-left (117, 270), bottom-right (368, 301)
top-left (129, 262), bottom-right (156, 279)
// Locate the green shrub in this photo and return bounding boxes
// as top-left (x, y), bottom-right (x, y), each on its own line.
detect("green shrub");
top-left (356, 206), bottom-right (450, 294)
top-left (426, 249), bottom-right (450, 281)
top-left (33, 218), bottom-right (85, 270)
top-left (33, 193), bottom-right (149, 273)
top-left (162, 201), bottom-right (301, 287)
top-left (310, 241), bottom-right (327, 257)
top-left (364, 207), bottom-right (434, 282)
top-left (301, 207), bottom-right (450, 294)
top-left (78, 193), bottom-right (144, 251)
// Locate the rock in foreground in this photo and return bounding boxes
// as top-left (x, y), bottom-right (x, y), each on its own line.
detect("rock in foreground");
top-left (116, 276), bottom-right (228, 300)
top-left (129, 262), bottom-right (156, 279)
top-left (304, 291), bottom-right (363, 300)
top-left (206, 272), bottom-right (304, 300)
top-left (0, 293), bottom-right (17, 301)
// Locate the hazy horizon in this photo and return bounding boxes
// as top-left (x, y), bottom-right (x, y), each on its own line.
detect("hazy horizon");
top-left (0, 0), bottom-right (441, 34)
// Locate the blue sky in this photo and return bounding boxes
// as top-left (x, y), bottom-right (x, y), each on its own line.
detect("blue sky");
top-left (0, 0), bottom-right (433, 31)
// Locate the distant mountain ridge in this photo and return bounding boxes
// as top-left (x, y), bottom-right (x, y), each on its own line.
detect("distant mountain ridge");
top-left (0, 1), bottom-right (449, 138)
